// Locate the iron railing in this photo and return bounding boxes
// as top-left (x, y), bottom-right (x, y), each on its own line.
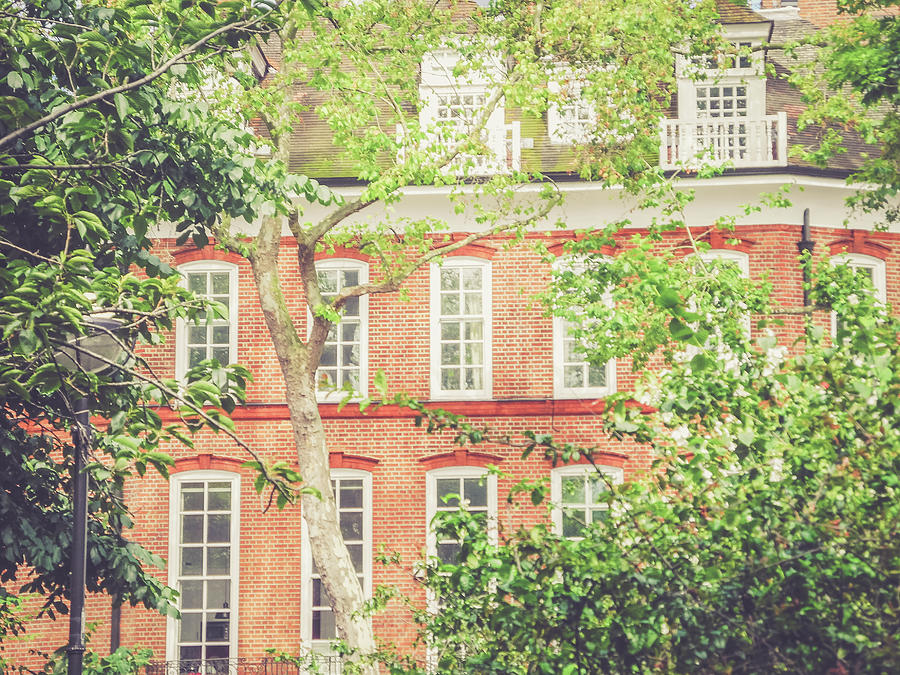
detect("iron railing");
top-left (145, 656), bottom-right (343, 675)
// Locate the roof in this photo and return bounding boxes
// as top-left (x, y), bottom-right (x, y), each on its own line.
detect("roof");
top-left (713, 0), bottom-right (770, 24)
top-left (254, 2), bottom-right (872, 181)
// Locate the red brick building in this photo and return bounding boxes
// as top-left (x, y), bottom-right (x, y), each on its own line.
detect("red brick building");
top-left (7, 0), bottom-right (898, 672)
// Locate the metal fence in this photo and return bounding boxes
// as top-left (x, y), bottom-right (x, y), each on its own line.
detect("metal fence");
top-left (145, 656), bottom-right (344, 675)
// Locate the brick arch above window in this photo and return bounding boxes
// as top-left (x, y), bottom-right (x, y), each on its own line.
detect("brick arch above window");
top-left (431, 242), bottom-right (496, 260)
top-left (313, 246), bottom-right (372, 263)
top-left (542, 450), bottom-right (628, 470)
top-left (546, 241), bottom-right (617, 258)
top-left (172, 247), bottom-right (244, 266)
top-left (329, 452), bottom-right (379, 471)
top-left (827, 230), bottom-right (891, 260)
top-left (172, 453), bottom-right (245, 474)
top-left (676, 229), bottom-right (757, 254)
top-left (418, 449), bottom-right (503, 471)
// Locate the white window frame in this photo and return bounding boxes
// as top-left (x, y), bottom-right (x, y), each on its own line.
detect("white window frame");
top-left (300, 469), bottom-right (373, 648)
top-left (552, 257), bottom-right (616, 400)
top-left (425, 466), bottom-right (498, 563)
top-left (830, 253), bottom-right (887, 336)
top-left (430, 258), bottom-right (493, 401)
top-left (175, 260), bottom-right (239, 381)
top-left (547, 76), bottom-right (596, 146)
top-left (313, 259), bottom-right (369, 403)
top-left (677, 35), bottom-right (767, 122)
top-left (166, 470), bottom-right (241, 663)
top-left (698, 248), bottom-right (750, 276)
top-left (550, 464), bottom-right (624, 539)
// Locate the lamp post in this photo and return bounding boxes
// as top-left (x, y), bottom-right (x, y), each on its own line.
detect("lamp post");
top-left (56, 318), bottom-right (127, 675)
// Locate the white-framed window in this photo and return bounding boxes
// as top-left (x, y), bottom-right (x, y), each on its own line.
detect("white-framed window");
top-left (425, 467), bottom-right (498, 565)
top-left (416, 49), bottom-right (517, 175)
top-left (167, 471), bottom-right (240, 665)
top-left (547, 77), bottom-right (595, 146)
top-left (300, 469), bottom-right (373, 646)
top-left (175, 261), bottom-right (238, 380)
top-left (430, 258), bottom-right (492, 400)
top-left (551, 465), bottom-right (624, 539)
top-left (830, 253), bottom-right (887, 336)
top-left (552, 256), bottom-right (616, 399)
top-left (314, 259), bottom-right (368, 402)
top-left (698, 248), bottom-right (750, 276)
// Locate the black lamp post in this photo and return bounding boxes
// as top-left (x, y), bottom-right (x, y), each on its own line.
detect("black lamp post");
top-left (56, 318), bottom-right (126, 675)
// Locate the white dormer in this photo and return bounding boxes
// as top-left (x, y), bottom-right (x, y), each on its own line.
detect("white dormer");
top-left (415, 48), bottom-right (519, 175)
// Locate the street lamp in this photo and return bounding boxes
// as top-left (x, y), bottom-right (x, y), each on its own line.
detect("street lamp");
top-left (55, 317), bottom-right (127, 675)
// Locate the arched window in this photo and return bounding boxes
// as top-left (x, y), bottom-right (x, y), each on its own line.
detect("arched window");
top-left (425, 466), bottom-right (498, 564)
top-left (167, 470), bottom-right (240, 665)
top-left (552, 256), bottom-right (616, 399)
top-left (300, 468), bottom-right (373, 646)
top-left (830, 253), bottom-right (887, 336)
top-left (176, 261), bottom-right (238, 380)
top-left (314, 259), bottom-right (369, 402)
top-left (430, 257), bottom-right (492, 400)
top-left (550, 464), bottom-right (623, 539)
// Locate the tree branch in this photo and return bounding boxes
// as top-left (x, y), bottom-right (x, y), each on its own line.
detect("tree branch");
top-left (0, 9), bottom-right (276, 150)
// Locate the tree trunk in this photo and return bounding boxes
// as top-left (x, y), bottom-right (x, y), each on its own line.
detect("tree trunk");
top-left (249, 213), bottom-right (377, 670)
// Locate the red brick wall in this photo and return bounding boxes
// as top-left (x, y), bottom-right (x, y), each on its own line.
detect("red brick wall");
top-left (6, 222), bottom-right (900, 668)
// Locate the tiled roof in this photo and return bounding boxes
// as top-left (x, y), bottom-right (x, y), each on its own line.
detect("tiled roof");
top-left (259, 4), bottom-right (873, 180)
top-left (713, 0), bottom-right (769, 24)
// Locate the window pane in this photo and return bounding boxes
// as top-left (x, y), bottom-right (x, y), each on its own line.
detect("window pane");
top-left (211, 326), bottom-right (230, 345)
top-left (562, 510), bottom-right (587, 538)
top-left (341, 322), bottom-right (359, 342)
top-left (313, 609), bottom-right (335, 640)
top-left (347, 543), bottom-right (363, 573)
top-left (441, 268), bottom-right (460, 291)
top-left (179, 612), bottom-right (202, 642)
top-left (441, 322), bottom-right (460, 341)
top-left (587, 363), bottom-right (607, 388)
top-left (188, 347), bottom-right (206, 368)
top-left (560, 476), bottom-right (585, 504)
top-left (207, 547), bottom-right (230, 575)
top-left (344, 296), bottom-right (359, 316)
top-left (340, 482), bottom-right (363, 508)
top-left (342, 269), bottom-right (359, 287)
top-left (436, 478), bottom-right (460, 507)
top-left (206, 614), bottom-right (230, 642)
top-left (462, 268), bottom-right (482, 290)
top-left (441, 368), bottom-right (460, 390)
top-left (188, 273), bottom-right (206, 295)
top-left (319, 270), bottom-right (338, 294)
top-left (207, 580), bottom-right (230, 609)
top-left (181, 580), bottom-right (203, 609)
top-left (181, 515), bottom-right (204, 544)
top-left (464, 343), bottom-right (482, 366)
top-left (441, 293), bottom-right (460, 315)
top-left (211, 347), bottom-right (229, 364)
top-left (464, 368), bottom-right (482, 390)
top-left (207, 488), bottom-right (231, 511)
top-left (463, 292), bottom-right (481, 314)
top-left (181, 547), bottom-right (203, 576)
top-left (340, 511), bottom-right (363, 540)
top-left (188, 325), bottom-right (206, 345)
top-left (441, 343), bottom-right (460, 366)
top-left (463, 321), bottom-right (482, 341)
top-left (438, 541), bottom-right (461, 564)
top-left (463, 478), bottom-right (487, 507)
top-left (209, 272), bottom-right (229, 295)
top-left (207, 515), bottom-right (231, 543)
top-left (564, 365), bottom-right (584, 388)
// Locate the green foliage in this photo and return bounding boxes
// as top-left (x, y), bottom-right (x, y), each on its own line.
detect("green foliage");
top-left (790, 0), bottom-right (900, 224)
top-left (0, 0), bottom-right (322, 659)
top-left (397, 250), bottom-right (900, 673)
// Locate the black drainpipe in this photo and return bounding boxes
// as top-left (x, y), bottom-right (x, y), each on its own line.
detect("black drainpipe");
top-left (797, 208), bottom-right (815, 308)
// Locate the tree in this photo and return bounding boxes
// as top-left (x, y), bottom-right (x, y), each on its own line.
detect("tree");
top-left (0, 0), bottom-right (318, 658)
top-left (791, 0), bottom-right (900, 224)
top-left (391, 194), bottom-right (900, 672)
top-left (202, 0), bottom-right (727, 666)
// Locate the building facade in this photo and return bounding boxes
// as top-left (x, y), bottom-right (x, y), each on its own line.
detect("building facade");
top-left (7, 0), bottom-right (899, 671)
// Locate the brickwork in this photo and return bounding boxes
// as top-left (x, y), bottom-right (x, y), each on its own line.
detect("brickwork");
top-left (6, 219), bottom-right (899, 668)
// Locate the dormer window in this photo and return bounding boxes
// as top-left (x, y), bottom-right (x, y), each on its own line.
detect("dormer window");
top-left (661, 23), bottom-right (787, 169)
top-left (416, 49), bottom-right (520, 174)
